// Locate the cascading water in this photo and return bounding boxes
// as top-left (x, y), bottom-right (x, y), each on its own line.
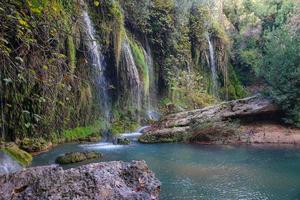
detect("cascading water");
top-left (206, 34), bottom-right (219, 98)
top-left (81, 126), bottom-right (149, 149)
top-left (121, 36), bottom-right (142, 121)
top-left (119, 126), bottom-right (151, 141)
top-left (142, 39), bottom-right (160, 121)
top-left (82, 10), bottom-right (110, 125)
top-left (0, 152), bottom-right (22, 174)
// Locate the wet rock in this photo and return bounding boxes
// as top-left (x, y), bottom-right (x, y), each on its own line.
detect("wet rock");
top-left (78, 133), bottom-right (101, 143)
top-left (20, 138), bottom-right (52, 153)
top-left (116, 138), bottom-right (131, 145)
top-left (55, 151), bottom-right (102, 164)
top-left (139, 127), bottom-right (191, 143)
top-left (0, 161), bottom-right (161, 200)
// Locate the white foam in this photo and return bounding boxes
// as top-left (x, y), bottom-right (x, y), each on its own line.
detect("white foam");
top-left (121, 132), bottom-right (143, 138)
top-left (80, 142), bottom-right (124, 150)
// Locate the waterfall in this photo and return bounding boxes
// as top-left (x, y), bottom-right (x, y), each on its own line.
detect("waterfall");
top-left (121, 36), bottom-right (142, 120)
top-left (82, 11), bottom-right (110, 123)
top-left (206, 34), bottom-right (219, 98)
top-left (0, 152), bottom-right (22, 174)
top-left (143, 39), bottom-right (160, 120)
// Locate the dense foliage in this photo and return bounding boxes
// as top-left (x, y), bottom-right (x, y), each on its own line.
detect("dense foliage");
top-left (0, 1), bottom-right (101, 141)
top-left (224, 0), bottom-right (300, 126)
top-left (262, 29), bottom-right (300, 126)
top-left (0, 0), bottom-right (299, 143)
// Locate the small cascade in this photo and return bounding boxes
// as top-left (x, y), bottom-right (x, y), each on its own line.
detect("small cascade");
top-left (147, 110), bottom-right (161, 121)
top-left (143, 38), bottom-right (159, 118)
top-left (0, 152), bottom-right (22, 174)
top-left (82, 10), bottom-right (110, 124)
top-left (120, 36), bottom-right (142, 121)
top-left (81, 126), bottom-right (150, 150)
top-left (120, 126), bottom-right (150, 141)
top-left (206, 34), bottom-right (219, 98)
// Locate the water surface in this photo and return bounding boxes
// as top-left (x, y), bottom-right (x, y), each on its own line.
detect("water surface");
top-left (32, 142), bottom-right (300, 200)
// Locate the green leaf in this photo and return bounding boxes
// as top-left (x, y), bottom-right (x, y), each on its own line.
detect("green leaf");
top-left (3, 78), bottom-right (12, 85)
top-left (42, 65), bottom-right (48, 70)
top-left (22, 110), bottom-right (30, 115)
top-left (94, 1), bottom-right (100, 7)
top-left (25, 123), bottom-right (31, 128)
top-left (18, 19), bottom-right (29, 27)
top-left (34, 114), bottom-right (42, 122)
top-left (15, 56), bottom-right (24, 63)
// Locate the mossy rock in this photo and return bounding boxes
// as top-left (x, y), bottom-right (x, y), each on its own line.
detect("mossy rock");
top-left (116, 138), bottom-right (131, 145)
top-left (20, 138), bottom-right (52, 153)
top-left (55, 151), bottom-right (102, 164)
top-left (1, 143), bottom-right (32, 166)
top-left (138, 132), bottom-right (191, 144)
top-left (78, 133), bottom-right (101, 143)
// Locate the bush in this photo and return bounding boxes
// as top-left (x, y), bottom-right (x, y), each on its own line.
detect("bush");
top-left (261, 29), bottom-right (300, 126)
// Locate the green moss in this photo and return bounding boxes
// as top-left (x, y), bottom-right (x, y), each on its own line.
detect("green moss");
top-left (50, 121), bottom-right (102, 143)
top-left (2, 144), bottom-right (32, 166)
top-left (67, 35), bottom-right (76, 73)
top-left (20, 138), bottom-right (52, 153)
top-left (138, 132), bottom-right (192, 144)
top-left (110, 108), bottom-right (140, 135)
top-left (111, 119), bottom-right (139, 135)
top-left (221, 65), bottom-right (248, 100)
top-left (55, 151), bottom-right (102, 164)
top-left (116, 138), bottom-right (131, 145)
top-left (129, 37), bottom-right (150, 96)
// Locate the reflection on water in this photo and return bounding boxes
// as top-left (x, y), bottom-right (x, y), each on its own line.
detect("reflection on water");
top-left (32, 142), bottom-right (300, 200)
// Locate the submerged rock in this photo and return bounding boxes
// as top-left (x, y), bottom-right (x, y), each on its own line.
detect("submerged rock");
top-left (55, 151), bottom-right (102, 164)
top-left (0, 161), bottom-right (161, 200)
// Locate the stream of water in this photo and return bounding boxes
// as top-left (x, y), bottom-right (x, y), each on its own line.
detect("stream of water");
top-left (207, 34), bottom-right (219, 98)
top-left (83, 10), bottom-right (110, 122)
top-left (32, 134), bottom-right (300, 200)
top-left (121, 36), bottom-right (142, 121)
top-left (0, 151), bottom-right (22, 174)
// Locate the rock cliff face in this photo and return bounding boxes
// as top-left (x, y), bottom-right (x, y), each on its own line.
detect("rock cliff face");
top-left (0, 161), bottom-right (160, 200)
top-left (139, 96), bottom-right (280, 143)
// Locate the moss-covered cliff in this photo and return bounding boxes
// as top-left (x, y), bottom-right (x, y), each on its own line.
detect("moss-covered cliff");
top-left (0, 0), bottom-right (271, 143)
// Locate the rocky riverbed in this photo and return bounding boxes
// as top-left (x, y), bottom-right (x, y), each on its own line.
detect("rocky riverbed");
top-left (0, 160), bottom-right (160, 200)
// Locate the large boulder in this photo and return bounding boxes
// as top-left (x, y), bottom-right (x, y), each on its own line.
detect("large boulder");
top-left (0, 161), bottom-right (161, 200)
top-left (140, 95), bottom-right (279, 143)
